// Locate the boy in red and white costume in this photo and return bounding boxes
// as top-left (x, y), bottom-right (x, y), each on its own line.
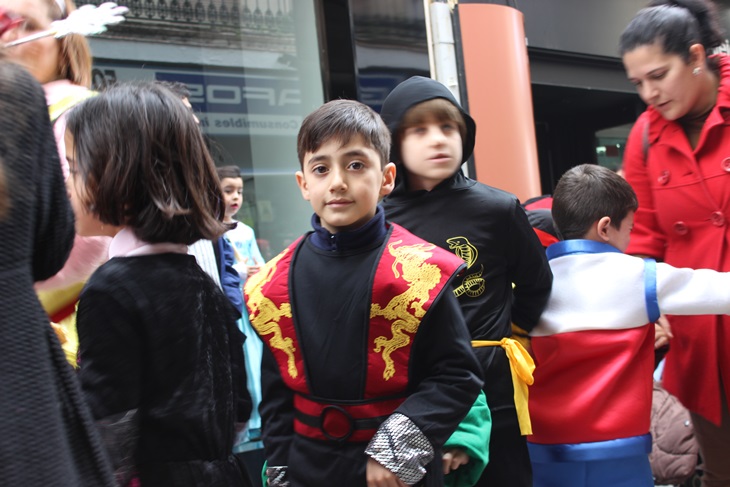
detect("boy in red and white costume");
top-left (528, 164), bottom-right (730, 487)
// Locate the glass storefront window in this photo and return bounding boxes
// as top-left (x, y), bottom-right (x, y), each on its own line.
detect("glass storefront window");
top-left (595, 123), bottom-right (633, 174)
top-left (83, 0), bottom-right (325, 258)
top-left (350, 0), bottom-right (429, 112)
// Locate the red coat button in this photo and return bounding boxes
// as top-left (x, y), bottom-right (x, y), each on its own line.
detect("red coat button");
top-left (712, 211), bottom-right (725, 227)
top-left (722, 158), bottom-right (730, 172)
top-left (673, 221), bottom-right (689, 235)
top-left (657, 170), bottom-right (670, 185)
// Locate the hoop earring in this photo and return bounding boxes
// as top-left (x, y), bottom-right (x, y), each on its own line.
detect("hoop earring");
top-left (693, 66), bottom-right (702, 76)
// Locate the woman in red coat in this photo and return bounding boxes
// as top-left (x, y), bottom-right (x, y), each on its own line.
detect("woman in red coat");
top-left (620, 1), bottom-right (730, 485)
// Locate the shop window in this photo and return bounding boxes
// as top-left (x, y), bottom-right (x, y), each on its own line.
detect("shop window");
top-left (595, 123), bottom-right (633, 174)
top-left (83, 0), bottom-right (325, 258)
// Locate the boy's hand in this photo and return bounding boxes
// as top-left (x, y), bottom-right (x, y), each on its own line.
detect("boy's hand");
top-left (366, 458), bottom-right (408, 487)
top-left (442, 448), bottom-right (470, 474)
top-left (655, 315), bottom-right (673, 349)
top-left (247, 264), bottom-right (261, 276)
top-left (232, 263), bottom-right (248, 281)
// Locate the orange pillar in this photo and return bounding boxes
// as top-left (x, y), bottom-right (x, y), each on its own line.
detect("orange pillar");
top-left (456, 3), bottom-right (541, 202)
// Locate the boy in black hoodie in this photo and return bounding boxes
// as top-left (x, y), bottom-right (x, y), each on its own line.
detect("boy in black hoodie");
top-left (381, 77), bottom-right (553, 486)
top-left (244, 99), bottom-right (483, 486)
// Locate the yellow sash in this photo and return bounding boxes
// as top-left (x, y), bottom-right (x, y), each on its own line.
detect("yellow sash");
top-left (472, 337), bottom-right (535, 435)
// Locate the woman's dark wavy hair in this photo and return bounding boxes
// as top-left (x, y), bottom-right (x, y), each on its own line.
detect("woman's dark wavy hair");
top-left (619, 0), bottom-right (724, 62)
top-left (66, 82), bottom-right (227, 244)
top-left (552, 164), bottom-right (638, 241)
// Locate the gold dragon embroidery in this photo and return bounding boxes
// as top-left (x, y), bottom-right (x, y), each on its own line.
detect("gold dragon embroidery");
top-left (371, 240), bottom-right (442, 380)
top-left (245, 249), bottom-right (298, 378)
top-left (447, 236), bottom-right (485, 298)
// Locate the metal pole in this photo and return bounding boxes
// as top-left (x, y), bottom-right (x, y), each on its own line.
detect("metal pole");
top-left (428, 0), bottom-right (460, 103)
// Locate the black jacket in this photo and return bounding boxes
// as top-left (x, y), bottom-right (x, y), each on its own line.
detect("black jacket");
top-left (258, 210), bottom-right (483, 486)
top-left (381, 77), bottom-right (553, 411)
top-left (78, 254), bottom-right (251, 485)
top-left (0, 62), bottom-right (115, 486)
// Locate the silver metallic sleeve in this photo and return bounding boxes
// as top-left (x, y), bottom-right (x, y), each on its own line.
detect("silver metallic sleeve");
top-left (265, 465), bottom-right (289, 487)
top-left (365, 413), bottom-right (435, 485)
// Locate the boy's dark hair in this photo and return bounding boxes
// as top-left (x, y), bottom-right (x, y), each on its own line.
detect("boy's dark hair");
top-left (66, 82), bottom-right (228, 244)
top-left (380, 76), bottom-right (476, 166)
top-left (217, 165), bottom-right (242, 181)
top-left (297, 99), bottom-right (391, 169)
top-left (398, 98), bottom-right (467, 144)
top-left (619, 0), bottom-right (724, 62)
top-left (552, 164), bottom-right (638, 240)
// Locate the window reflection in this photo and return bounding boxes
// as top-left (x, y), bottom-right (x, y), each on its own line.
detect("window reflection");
top-left (81, 0), bottom-right (323, 256)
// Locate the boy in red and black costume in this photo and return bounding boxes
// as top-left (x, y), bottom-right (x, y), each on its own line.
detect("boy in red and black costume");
top-left (244, 100), bottom-right (482, 486)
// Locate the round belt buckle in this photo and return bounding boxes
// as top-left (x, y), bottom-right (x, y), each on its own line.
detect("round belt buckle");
top-left (320, 405), bottom-right (355, 442)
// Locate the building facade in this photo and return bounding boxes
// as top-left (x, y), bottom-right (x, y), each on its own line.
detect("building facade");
top-left (84, 0), bottom-right (730, 254)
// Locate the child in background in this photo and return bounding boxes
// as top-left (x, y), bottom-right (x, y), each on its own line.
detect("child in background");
top-left (218, 166), bottom-right (265, 280)
top-left (216, 165), bottom-right (267, 482)
top-left (381, 76), bottom-right (553, 486)
top-left (66, 82), bottom-right (251, 486)
top-left (245, 99), bottom-right (483, 486)
top-left (528, 164), bottom-right (730, 487)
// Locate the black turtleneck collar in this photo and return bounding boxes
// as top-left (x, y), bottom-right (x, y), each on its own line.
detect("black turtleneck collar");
top-left (309, 205), bottom-right (388, 252)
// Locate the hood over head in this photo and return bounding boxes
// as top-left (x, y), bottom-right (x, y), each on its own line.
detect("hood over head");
top-left (380, 76), bottom-right (476, 166)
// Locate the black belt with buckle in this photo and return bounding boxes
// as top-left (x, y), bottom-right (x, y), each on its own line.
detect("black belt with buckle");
top-left (295, 405), bottom-right (389, 442)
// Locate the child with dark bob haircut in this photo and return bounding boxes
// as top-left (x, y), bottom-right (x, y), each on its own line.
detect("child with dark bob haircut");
top-left (244, 99), bottom-right (483, 486)
top-left (66, 82), bottom-right (252, 486)
top-left (528, 164), bottom-right (730, 487)
top-left (66, 83), bottom-right (225, 245)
